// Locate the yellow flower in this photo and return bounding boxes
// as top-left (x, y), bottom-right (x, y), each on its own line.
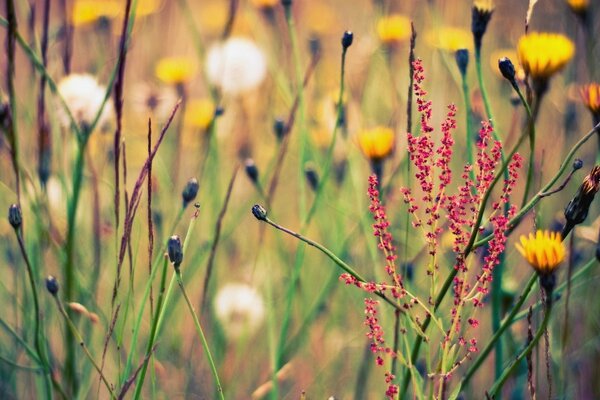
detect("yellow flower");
top-left (155, 57), bottom-right (196, 85)
top-left (184, 99), bottom-right (215, 131)
top-left (377, 14), bottom-right (412, 45)
top-left (425, 27), bottom-right (473, 52)
top-left (304, 3), bottom-right (337, 35)
top-left (580, 83), bottom-right (600, 114)
top-left (250, 0), bottom-right (279, 8)
top-left (566, 0), bottom-right (588, 14)
top-left (71, 0), bottom-right (120, 27)
top-left (474, 0), bottom-right (494, 12)
top-left (517, 32), bottom-right (574, 80)
top-left (516, 230), bottom-right (566, 275)
top-left (357, 126), bottom-right (395, 161)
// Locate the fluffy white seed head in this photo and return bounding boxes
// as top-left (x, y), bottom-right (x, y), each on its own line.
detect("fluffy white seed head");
top-left (206, 37), bottom-right (267, 96)
top-left (56, 74), bottom-right (113, 131)
top-left (214, 283), bottom-right (266, 340)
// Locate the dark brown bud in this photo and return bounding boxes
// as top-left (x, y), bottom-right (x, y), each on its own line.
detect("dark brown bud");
top-left (8, 204), bottom-right (22, 229)
top-left (273, 118), bottom-right (286, 142)
top-left (341, 31), bottom-right (354, 49)
top-left (167, 235), bottom-right (183, 269)
top-left (498, 57), bottom-right (516, 83)
top-left (563, 165), bottom-right (600, 238)
top-left (245, 159), bottom-right (259, 184)
top-left (46, 275), bottom-right (59, 295)
top-left (455, 49), bottom-right (469, 77)
top-left (304, 164), bottom-right (319, 191)
top-left (471, 4), bottom-right (494, 51)
top-left (182, 178), bottom-right (199, 208)
top-left (252, 204), bottom-right (267, 221)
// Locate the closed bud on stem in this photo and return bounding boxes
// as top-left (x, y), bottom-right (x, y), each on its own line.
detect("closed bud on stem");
top-left (309, 36), bottom-right (322, 59)
top-left (0, 101), bottom-right (10, 130)
top-left (341, 31), bottom-right (354, 50)
top-left (273, 118), bottom-right (286, 142)
top-left (471, 2), bottom-right (494, 51)
top-left (8, 204), bottom-right (22, 230)
top-left (46, 275), bottom-right (59, 296)
top-left (304, 163), bottom-right (319, 191)
top-left (214, 106), bottom-right (225, 117)
top-left (167, 235), bottom-right (183, 269)
top-left (245, 159), bottom-right (259, 184)
top-left (563, 165), bottom-right (600, 238)
top-left (498, 57), bottom-right (516, 85)
top-left (281, 0), bottom-right (292, 7)
top-left (252, 204), bottom-right (268, 221)
top-left (455, 49), bottom-right (469, 77)
top-left (182, 178), bottom-right (199, 208)
top-left (573, 158), bottom-right (584, 170)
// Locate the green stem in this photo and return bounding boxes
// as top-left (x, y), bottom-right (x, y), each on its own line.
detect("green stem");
top-left (456, 273), bottom-right (537, 393)
top-left (261, 216), bottom-right (403, 313)
top-left (131, 256), bottom-right (169, 400)
top-left (176, 272), bottom-right (224, 400)
top-left (64, 136), bottom-right (89, 396)
top-left (487, 300), bottom-right (553, 397)
top-left (473, 122), bottom-right (600, 250)
top-left (14, 229), bottom-right (53, 399)
top-left (54, 297), bottom-right (115, 399)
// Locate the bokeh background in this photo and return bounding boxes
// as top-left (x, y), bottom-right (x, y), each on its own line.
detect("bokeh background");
top-left (1, 0), bottom-right (599, 398)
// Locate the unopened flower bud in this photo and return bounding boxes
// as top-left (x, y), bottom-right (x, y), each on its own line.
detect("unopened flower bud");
top-left (281, 0), bottom-right (292, 7)
top-left (471, 2), bottom-right (494, 51)
top-left (273, 117), bottom-right (286, 141)
top-left (498, 57), bottom-right (516, 83)
top-left (167, 235), bottom-right (183, 269)
top-left (455, 49), bottom-right (469, 77)
top-left (563, 165), bottom-right (600, 238)
top-left (182, 178), bottom-right (199, 208)
top-left (252, 204), bottom-right (267, 221)
top-left (341, 31), bottom-right (354, 49)
top-left (245, 159), bottom-right (259, 184)
top-left (46, 275), bottom-right (59, 295)
top-left (8, 204), bottom-right (22, 229)
top-left (215, 106), bottom-right (225, 117)
top-left (309, 36), bottom-right (321, 59)
top-left (304, 164), bottom-right (319, 191)
top-left (573, 159), bottom-right (583, 170)
top-left (0, 101), bottom-right (10, 130)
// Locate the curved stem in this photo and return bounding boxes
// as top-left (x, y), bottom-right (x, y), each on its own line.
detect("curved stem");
top-left (176, 272), bottom-right (224, 399)
top-left (487, 301), bottom-right (553, 397)
top-left (13, 229), bottom-right (54, 399)
top-left (457, 273), bottom-right (537, 392)
top-left (54, 297), bottom-right (115, 399)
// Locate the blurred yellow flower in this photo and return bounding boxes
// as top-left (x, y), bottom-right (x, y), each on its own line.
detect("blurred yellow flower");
top-left (304, 3), bottom-right (337, 35)
top-left (516, 230), bottom-right (565, 275)
top-left (474, 0), bottom-right (494, 12)
top-left (580, 83), bottom-right (600, 115)
top-left (137, 0), bottom-right (161, 16)
top-left (377, 14), bottom-right (411, 45)
top-left (357, 126), bottom-right (395, 161)
top-left (566, 0), bottom-right (588, 14)
top-left (250, 0), bottom-right (279, 8)
top-left (185, 99), bottom-right (215, 130)
top-left (425, 27), bottom-right (473, 51)
top-left (155, 57), bottom-right (196, 85)
top-left (71, 0), bottom-right (120, 26)
top-left (517, 32), bottom-right (574, 80)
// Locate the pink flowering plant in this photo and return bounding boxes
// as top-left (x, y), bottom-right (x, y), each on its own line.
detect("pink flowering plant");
top-left (343, 59), bottom-right (523, 397)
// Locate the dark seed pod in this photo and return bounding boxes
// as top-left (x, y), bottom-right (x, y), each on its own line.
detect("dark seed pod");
top-left (167, 235), bottom-right (184, 269)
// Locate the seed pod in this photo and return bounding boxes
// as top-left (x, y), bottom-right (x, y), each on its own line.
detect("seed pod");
top-left (46, 275), bottom-right (59, 295)
top-left (341, 31), bottom-right (354, 49)
top-left (167, 235), bottom-right (183, 269)
top-left (252, 204), bottom-right (267, 221)
top-left (182, 178), bottom-right (200, 208)
top-left (8, 204), bottom-right (22, 229)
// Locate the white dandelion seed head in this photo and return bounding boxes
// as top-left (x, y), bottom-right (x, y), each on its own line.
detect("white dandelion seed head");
top-left (206, 37), bottom-right (267, 96)
top-left (56, 74), bottom-right (113, 131)
top-left (214, 283), bottom-right (266, 340)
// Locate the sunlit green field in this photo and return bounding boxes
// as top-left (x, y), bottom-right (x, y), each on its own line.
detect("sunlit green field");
top-left (1, 0), bottom-right (599, 398)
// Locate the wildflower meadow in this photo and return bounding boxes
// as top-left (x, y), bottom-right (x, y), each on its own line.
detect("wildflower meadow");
top-left (2, 0), bottom-right (600, 398)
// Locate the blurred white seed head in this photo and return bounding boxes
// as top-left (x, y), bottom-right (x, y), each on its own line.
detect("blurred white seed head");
top-left (57, 74), bottom-right (113, 131)
top-left (130, 82), bottom-right (178, 121)
top-left (206, 37), bottom-right (267, 96)
top-left (214, 283), bottom-right (265, 340)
